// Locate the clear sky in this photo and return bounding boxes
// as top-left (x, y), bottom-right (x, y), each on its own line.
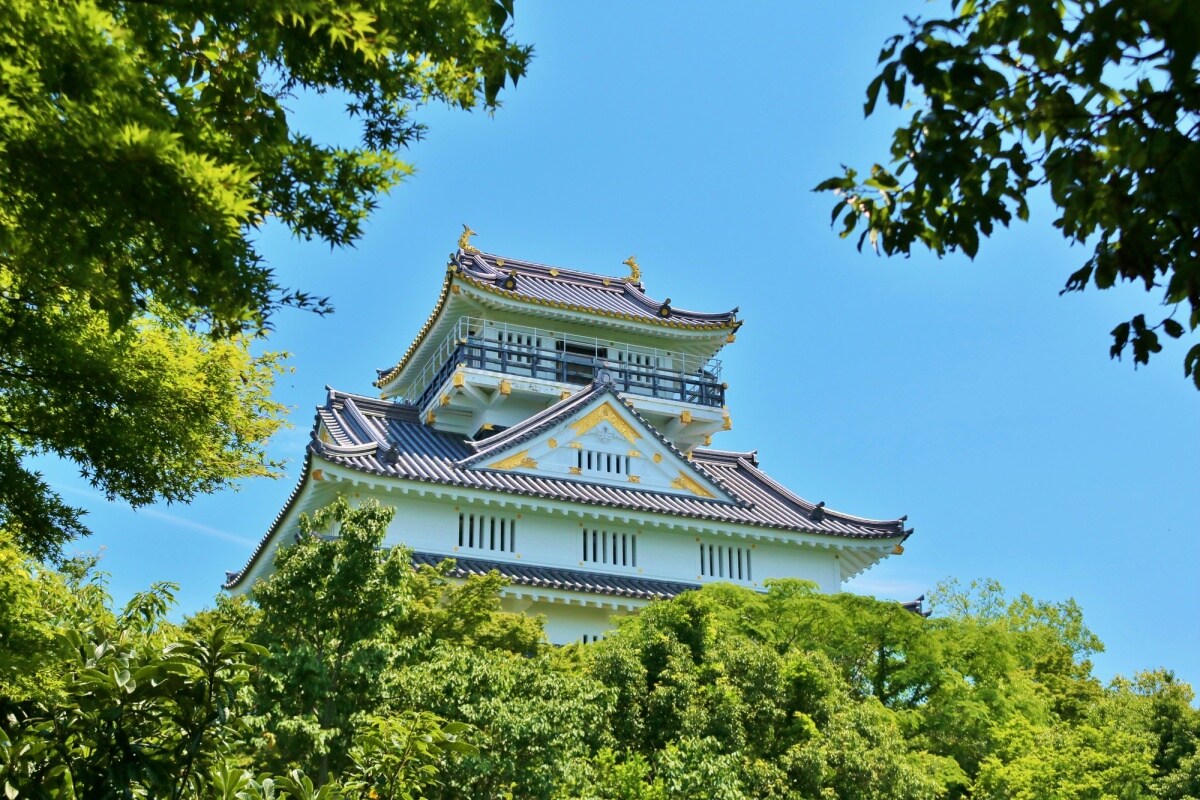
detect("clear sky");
top-left (43, 2), bottom-right (1199, 690)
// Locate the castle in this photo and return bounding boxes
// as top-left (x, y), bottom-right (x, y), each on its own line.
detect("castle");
top-left (224, 239), bottom-right (912, 643)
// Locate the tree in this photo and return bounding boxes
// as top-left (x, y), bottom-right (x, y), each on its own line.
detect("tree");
top-left (585, 585), bottom-right (943, 800)
top-left (0, 0), bottom-right (531, 559)
top-left (0, 304), bottom-right (287, 562)
top-left (0, 534), bottom-right (265, 799)
top-left (816, 0), bottom-right (1200, 387)
top-left (246, 498), bottom-right (546, 785)
top-left (0, 531), bottom-right (473, 799)
top-left (247, 499), bottom-right (417, 783)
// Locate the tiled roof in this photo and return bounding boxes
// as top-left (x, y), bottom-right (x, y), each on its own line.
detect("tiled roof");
top-left (224, 386), bottom-right (909, 590)
top-left (375, 249), bottom-right (739, 388)
top-left (411, 551), bottom-right (698, 601)
top-left (454, 250), bottom-right (739, 329)
top-left (317, 389), bottom-right (904, 538)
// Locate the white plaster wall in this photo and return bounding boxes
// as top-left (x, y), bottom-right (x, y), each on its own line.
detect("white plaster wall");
top-left (339, 485), bottom-right (846, 636)
top-left (351, 490), bottom-right (842, 589)
top-left (731, 538), bottom-right (840, 593)
top-left (526, 600), bottom-right (625, 644)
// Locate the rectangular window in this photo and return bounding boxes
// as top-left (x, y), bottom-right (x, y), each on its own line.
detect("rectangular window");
top-left (699, 542), bottom-right (752, 582)
top-left (458, 512), bottom-right (516, 554)
top-left (581, 528), bottom-right (638, 568)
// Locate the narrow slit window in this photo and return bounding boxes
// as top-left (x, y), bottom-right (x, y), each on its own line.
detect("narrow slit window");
top-left (583, 528), bottom-right (637, 567)
top-left (457, 512), bottom-right (517, 553)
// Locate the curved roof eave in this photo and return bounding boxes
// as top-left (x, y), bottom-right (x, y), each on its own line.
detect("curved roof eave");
top-left (375, 249), bottom-right (741, 389)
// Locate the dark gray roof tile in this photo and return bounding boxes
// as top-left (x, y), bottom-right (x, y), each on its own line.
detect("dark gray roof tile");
top-left (454, 250), bottom-right (739, 330)
top-left (315, 388), bottom-right (905, 540)
top-left (225, 387), bottom-right (910, 591)
top-left (411, 551), bottom-right (699, 600)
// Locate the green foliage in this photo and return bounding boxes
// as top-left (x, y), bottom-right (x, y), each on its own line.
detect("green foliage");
top-left (5, 509), bottom-right (1199, 799)
top-left (817, 0), bottom-right (1200, 387)
top-left (246, 497), bottom-right (554, 788)
top-left (555, 749), bottom-right (666, 800)
top-left (586, 585), bottom-right (942, 800)
top-left (0, 544), bottom-right (266, 799)
top-left (0, 532), bottom-right (68, 703)
top-left (249, 498), bottom-right (416, 781)
top-left (0, 0), bottom-right (530, 560)
top-left (392, 642), bottom-right (612, 799)
top-left (346, 713), bottom-right (478, 800)
top-left (0, 301), bottom-right (289, 562)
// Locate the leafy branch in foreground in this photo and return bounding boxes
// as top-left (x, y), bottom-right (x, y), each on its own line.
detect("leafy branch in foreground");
top-left (817, 0), bottom-right (1200, 387)
top-left (0, 0), bottom-right (531, 559)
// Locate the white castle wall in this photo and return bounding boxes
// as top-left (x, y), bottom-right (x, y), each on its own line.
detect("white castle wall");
top-left (337, 488), bottom-right (842, 644)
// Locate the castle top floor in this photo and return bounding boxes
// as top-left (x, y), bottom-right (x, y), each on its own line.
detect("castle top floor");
top-left (374, 242), bottom-right (742, 449)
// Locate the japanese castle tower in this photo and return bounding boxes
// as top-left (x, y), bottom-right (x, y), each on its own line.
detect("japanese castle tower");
top-left (225, 236), bottom-right (913, 643)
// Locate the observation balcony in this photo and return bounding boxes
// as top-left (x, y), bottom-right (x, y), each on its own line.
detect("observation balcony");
top-left (405, 318), bottom-right (725, 411)
top-left (399, 318), bottom-right (730, 448)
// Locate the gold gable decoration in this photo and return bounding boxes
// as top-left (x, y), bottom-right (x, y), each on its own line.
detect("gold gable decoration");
top-left (671, 471), bottom-right (716, 499)
top-left (489, 449), bottom-right (538, 471)
top-left (568, 402), bottom-right (642, 444)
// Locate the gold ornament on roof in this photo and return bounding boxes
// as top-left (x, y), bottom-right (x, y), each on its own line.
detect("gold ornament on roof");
top-left (458, 224), bottom-right (480, 254)
top-left (622, 255), bottom-right (641, 283)
top-left (569, 402), bottom-right (642, 444)
top-left (671, 471), bottom-right (716, 499)
top-left (490, 449), bottom-right (538, 471)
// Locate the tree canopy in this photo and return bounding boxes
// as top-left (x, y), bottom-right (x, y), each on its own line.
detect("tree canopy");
top-left (817, 0), bottom-right (1200, 388)
top-left (0, 0), bottom-right (531, 560)
top-left (2, 506), bottom-right (1198, 799)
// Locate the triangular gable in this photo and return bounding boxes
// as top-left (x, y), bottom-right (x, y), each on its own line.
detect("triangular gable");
top-left (462, 385), bottom-right (738, 503)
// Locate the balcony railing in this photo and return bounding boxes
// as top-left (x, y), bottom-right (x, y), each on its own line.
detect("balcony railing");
top-left (405, 318), bottom-right (725, 410)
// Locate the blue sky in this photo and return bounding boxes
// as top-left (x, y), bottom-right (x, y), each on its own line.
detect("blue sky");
top-left (44, 2), bottom-right (1198, 689)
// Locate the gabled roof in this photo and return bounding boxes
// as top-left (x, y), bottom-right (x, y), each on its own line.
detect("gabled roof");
top-left (224, 383), bottom-right (910, 590)
top-left (375, 249), bottom-right (740, 388)
top-left (460, 376), bottom-right (742, 504)
top-left (306, 389), bottom-right (906, 537)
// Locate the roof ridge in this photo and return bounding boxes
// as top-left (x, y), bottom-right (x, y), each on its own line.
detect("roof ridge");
top-left (411, 550), bottom-right (701, 600)
top-left (464, 250), bottom-right (633, 287)
top-left (456, 250), bottom-right (739, 324)
top-left (459, 378), bottom-right (748, 507)
top-left (693, 447), bottom-right (759, 465)
top-left (464, 384), bottom-right (600, 462)
top-left (734, 456), bottom-right (905, 529)
top-left (330, 389), bottom-right (419, 421)
top-left (223, 450), bottom-right (315, 589)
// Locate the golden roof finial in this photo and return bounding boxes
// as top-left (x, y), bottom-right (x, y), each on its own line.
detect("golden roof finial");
top-left (458, 223), bottom-right (480, 254)
top-left (622, 255), bottom-right (641, 283)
